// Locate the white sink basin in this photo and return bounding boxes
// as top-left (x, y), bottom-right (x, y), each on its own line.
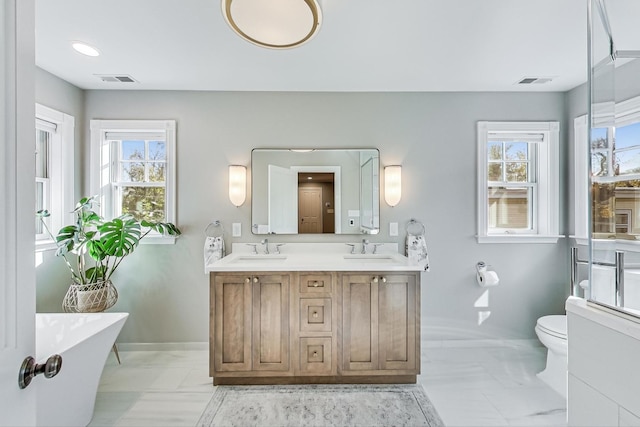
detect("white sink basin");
top-left (231, 255), bottom-right (287, 264)
top-left (342, 254), bottom-right (399, 263)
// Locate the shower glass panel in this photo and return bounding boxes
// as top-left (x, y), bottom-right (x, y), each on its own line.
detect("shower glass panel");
top-left (588, 0), bottom-right (640, 316)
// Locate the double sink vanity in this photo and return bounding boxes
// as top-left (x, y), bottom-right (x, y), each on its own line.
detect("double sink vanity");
top-left (206, 243), bottom-right (424, 385)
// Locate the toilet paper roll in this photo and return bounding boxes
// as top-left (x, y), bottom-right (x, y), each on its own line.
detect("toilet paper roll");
top-left (477, 270), bottom-right (500, 287)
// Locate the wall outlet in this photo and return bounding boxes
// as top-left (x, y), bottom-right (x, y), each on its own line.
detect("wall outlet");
top-left (232, 222), bottom-right (241, 237)
top-left (389, 222), bottom-right (398, 236)
top-left (349, 219), bottom-right (355, 226)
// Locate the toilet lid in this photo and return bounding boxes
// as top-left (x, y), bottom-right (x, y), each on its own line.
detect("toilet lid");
top-left (537, 315), bottom-right (567, 339)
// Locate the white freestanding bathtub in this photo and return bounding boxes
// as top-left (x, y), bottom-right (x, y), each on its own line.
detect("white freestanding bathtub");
top-left (35, 312), bottom-right (129, 427)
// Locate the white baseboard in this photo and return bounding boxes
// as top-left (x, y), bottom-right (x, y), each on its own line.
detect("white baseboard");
top-left (425, 338), bottom-right (542, 349)
top-left (114, 339), bottom-right (542, 352)
top-left (115, 342), bottom-right (208, 351)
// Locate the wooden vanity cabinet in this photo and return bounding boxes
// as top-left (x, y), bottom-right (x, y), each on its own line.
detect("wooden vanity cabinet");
top-left (210, 270), bottom-right (420, 384)
top-left (342, 273), bottom-right (420, 375)
top-left (211, 273), bottom-right (290, 379)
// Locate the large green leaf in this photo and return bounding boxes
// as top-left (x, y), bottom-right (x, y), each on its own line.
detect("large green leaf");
top-left (141, 220), bottom-right (182, 236)
top-left (86, 239), bottom-right (107, 261)
top-left (55, 224), bottom-right (81, 254)
top-left (98, 217), bottom-right (142, 258)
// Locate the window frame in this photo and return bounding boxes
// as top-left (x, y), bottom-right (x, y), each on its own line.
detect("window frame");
top-left (90, 119), bottom-right (177, 244)
top-left (477, 121), bottom-right (560, 244)
top-left (35, 104), bottom-right (75, 252)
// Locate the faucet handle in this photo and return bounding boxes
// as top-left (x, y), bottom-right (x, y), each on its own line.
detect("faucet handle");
top-left (345, 243), bottom-right (356, 254)
top-left (275, 243), bottom-right (286, 254)
top-left (246, 243), bottom-right (258, 254)
top-left (372, 243), bottom-right (384, 254)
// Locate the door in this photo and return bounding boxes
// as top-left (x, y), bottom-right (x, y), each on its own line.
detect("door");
top-left (212, 275), bottom-right (252, 372)
top-left (0, 0), bottom-right (37, 425)
top-left (268, 165), bottom-right (298, 233)
top-left (342, 274), bottom-right (378, 371)
top-left (342, 273), bottom-right (419, 373)
top-left (378, 274), bottom-right (418, 371)
top-left (298, 187), bottom-right (322, 233)
top-left (252, 274), bottom-right (290, 371)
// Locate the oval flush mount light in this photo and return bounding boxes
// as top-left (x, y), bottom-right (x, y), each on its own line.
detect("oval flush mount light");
top-left (221, 0), bottom-right (322, 49)
top-left (71, 42), bottom-right (100, 57)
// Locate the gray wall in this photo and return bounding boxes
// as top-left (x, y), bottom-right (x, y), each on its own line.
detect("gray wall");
top-left (35, 76), bottom-right (571, 343)
top-left (35, 68), bottom-right (85, 313)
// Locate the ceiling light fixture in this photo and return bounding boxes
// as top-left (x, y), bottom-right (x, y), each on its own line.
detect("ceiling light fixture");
top-left (71, 42), bottom-right (100, 57)
top-left (221, 0), bottom-right (322, 49)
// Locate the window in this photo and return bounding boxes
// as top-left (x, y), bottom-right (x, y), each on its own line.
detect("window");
top-left (477, 121), bottom-right (560, 243)
top-left (90, 120), bottom-right (176, 243)
top-left (574, 95), bottom-right (640, 244)
top-left (35, 104), bottom-right (75, 250)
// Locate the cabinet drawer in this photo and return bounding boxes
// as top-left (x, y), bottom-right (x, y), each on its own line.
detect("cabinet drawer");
top-left (299, 274), bottom-right (332, 295)
top-left (299, 337), bottom-right (332, 375)
top-left (300, 298), bottom-right (332, 333)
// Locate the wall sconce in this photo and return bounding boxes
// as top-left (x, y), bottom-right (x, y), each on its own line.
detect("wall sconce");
top-left (229, 165), bottom-right (247, 207)
top-left (221, 0), bottom-right (322, 49)
top-left (384, 165), bottom-right (402, 207)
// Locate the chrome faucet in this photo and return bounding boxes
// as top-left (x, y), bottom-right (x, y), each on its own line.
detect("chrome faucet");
top-left (246, 243), bottom-right (258, 255)
top-left (261, 239), bottom-right (269, 254)
top-left (361, 239), bottom-right (369, 254)
top-left (275, 243), bottom-right (285, 254)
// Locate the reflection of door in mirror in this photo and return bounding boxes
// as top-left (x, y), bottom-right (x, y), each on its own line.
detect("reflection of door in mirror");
top-left (299, 187), bottom-right (322, 233)
top-left (297, 172), bottom-right (335, 234)
top-left (268, 165), bottom-right (298, 233)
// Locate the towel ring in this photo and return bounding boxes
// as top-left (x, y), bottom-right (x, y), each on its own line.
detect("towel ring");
top-left (204, 220), bottom-right (225, 238)
top-left (407, 218), bottom-right (425, 236)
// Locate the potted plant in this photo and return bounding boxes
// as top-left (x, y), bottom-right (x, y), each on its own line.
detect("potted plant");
top-left (37, 196), bottom-right (181, 312)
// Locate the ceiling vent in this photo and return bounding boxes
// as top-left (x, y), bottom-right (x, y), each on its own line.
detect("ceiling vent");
top-left (516, 76), bottom-right (554, 85)
top-left (95, 74), bottom-right (138, 83)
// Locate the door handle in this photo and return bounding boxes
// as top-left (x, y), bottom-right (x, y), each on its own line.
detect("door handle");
top-left (18, 354), bottom-right (62, 389)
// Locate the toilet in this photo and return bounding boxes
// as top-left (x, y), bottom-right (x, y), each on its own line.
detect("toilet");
top-left (534, 314), bottom-right (567, 398)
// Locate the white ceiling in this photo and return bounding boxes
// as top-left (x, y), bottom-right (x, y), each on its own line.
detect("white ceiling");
top-left (33, 0), bottom-right (639, 93)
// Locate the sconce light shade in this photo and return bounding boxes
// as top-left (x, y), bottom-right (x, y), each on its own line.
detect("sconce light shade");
top-left (229, 165), bottom-right (247, 207)
top-left (384, 165), bottom-right (402, 207)
top-left (221, 0), bottom-right (322, 49)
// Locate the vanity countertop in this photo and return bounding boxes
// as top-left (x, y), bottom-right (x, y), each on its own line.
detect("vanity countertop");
top-left (206, 242), bottom-right (425, 272)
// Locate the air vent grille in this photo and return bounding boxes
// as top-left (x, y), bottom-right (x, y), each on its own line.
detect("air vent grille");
top-left (516, 76), bottom-right (554, 85)
top-left (95, 74), bottom-right (138, 83)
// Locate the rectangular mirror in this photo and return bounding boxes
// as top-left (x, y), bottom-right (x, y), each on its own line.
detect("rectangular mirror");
top-left (251, 149), bottom-right (380, 235)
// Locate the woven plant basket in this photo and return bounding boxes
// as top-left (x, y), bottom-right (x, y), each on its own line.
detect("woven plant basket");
top-left (62, 280), bottom-right (118, 313)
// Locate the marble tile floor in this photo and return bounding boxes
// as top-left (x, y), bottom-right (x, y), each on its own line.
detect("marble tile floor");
top-left (89, 341), bottom-right (566, 427)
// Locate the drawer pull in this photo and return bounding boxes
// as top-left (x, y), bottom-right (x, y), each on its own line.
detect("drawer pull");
top-left (245, 278), bottom-right (250, 283)
top-left (381, 276), bottom-right (387, 283)
top-left (253, 277), bottom-right (258, 283)
top-left (373, 277), bottom-right (378, 283)
top-left (312, 311), bottom-right (318, 318)
top-left (312, 351), bottom-right (318, 357)
top-left (313, 281), bottom-right (319, 287)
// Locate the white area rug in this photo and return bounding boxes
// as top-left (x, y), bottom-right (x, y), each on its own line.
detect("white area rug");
top-left (197, 384), bottom-right (444, 427)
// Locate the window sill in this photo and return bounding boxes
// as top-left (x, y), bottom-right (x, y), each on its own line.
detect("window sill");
top-left (140, 235), bottom-right (178, 245)
top-left (476, 235), bottom-right (564, 244)
top-left (35, 239), bottom-right (58, 253)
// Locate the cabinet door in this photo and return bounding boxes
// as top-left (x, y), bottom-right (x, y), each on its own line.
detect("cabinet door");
top-left (213, 275), bottom-right (252, 372)
top-left (252, 274), bottom-right (290, 371)
top-left (378, 274), bottom-right (418, 371)
top-left (342, 274), bottom-right (379, 371)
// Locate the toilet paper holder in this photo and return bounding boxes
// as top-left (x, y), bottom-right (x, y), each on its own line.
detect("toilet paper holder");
top-left (476, 261), bottom-right (499, 287)
top-left (476, 261), bottom-right (487, 273)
